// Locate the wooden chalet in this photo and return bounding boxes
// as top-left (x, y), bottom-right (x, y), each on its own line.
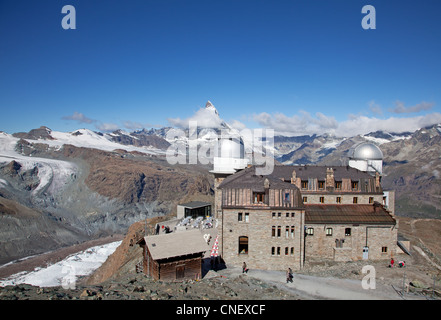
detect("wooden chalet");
top-left (138, 230), bottom-right (209, 281)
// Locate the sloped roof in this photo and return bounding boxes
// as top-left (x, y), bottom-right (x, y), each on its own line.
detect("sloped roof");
top-left (305, 204), bottom-right (396, 225)
top-left (219, 165), bottom-right (375, 189)
top-left (219, 165), bottom-right (300, 191)
top-left (271, 165), bottom-right (374, 181)
top-left (145, 230), bottom-right (210, 260)
top-left (178, 201), bottom-right (211, 209)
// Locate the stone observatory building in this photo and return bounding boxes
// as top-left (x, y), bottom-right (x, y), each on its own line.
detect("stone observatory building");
top-left (212, 137), bottom-right (399, 271)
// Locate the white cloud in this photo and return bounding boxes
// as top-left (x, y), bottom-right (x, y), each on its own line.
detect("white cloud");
top-left (227, 119), bottom-right (247, 131)
top-left (167, 107), bottom-right (224, 129)
top-left (252, 111), bottom-right (338, 136)
top-left (62, 112), bottom-right (95, 124)
top-left (368, 100), bottom-right (383, 115)
top-left (123, 120), bottom-right (146, 130)
top-left (253, 111), bottom-right (441, 137)
top-left (389, 100), bottom-right (434, 114)
top-left (96, 122), bottom-right (120, 132)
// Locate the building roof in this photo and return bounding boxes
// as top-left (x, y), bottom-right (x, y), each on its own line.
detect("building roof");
top-left (144, 230), bottom-right (210, 260)
top-left (178, 201), bottom-right (211, 209)
top-left (219, 164), bottom-right (375, 189)
top-left (305, 204), bottom-right (396, 225)
top-left (271, 165), bottom-right (374, 181)
top-left (219, 165), bottom-right (298, 190)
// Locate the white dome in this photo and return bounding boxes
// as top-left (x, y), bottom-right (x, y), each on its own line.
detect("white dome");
top-left (350, 143), bottom-right (383, 160)
top-left (216, 135), bottom-right (245, 159)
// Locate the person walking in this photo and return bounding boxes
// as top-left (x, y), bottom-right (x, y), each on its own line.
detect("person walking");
top-left (242, 262), bottom-right (248, 273)
top-left (286, 268), bottom-right (293, 283)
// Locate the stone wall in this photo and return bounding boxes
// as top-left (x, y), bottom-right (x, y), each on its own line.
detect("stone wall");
top-left (304, 224), bottom-right (398, 262)
top-left (220, 208), bottom-right (305, 271)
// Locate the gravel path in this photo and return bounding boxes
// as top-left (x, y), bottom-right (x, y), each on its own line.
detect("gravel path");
top-left (217, 266), bottom-right (402, 300)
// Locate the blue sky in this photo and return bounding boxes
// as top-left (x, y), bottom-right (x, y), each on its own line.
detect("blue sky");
top-left (0, 0), bottom-right (440, 136)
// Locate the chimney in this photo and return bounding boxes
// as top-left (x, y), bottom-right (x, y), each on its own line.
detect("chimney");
top-left (326, 168), bottom-right (334, 191)
top-left (375, 172), bottom-right (381, 191)
top-left (291, 169), bottom-right (297, 184)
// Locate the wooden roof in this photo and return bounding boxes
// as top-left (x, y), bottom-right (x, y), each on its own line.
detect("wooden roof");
top-left (144, 230), bottom-right (210, 260)
top-left (305, 204), bottom-right (396, 225)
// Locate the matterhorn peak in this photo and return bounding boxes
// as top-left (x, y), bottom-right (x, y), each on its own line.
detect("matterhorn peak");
top-left (205, 101), bottom-right (219, 116)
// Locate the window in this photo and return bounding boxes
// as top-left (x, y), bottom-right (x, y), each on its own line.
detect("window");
top-left (336, 196), bottom-right (341, 204)
top-left (301, 180), bottom-right (308, 189)
top-left (286, 212), bottom-right (290, 218)
top-left (290, 247), bottom-right (294, 255)
top-left (353, 197), bottom-right (358, 204)
top-left (335, 181), bottom-right (342, 190)
top-left (345, 228), bottom-right (351, 236)
top-left (238, 236), bottom-right (248, 254)
top-left (254, 192), bottom-right (264, 204)
top-left (291, 212), bottom-right (295, 218)
top-left (319, 196), bottom-right (325, 204)
top-left (306, 227), bottom-right (314, 236)
top-left (272, 226), bottom-right (276, 237)
top-left (277, 247), bottom-right (281, 255)
top-left (272, 212), bottom-right (276, 218)
top-left (382, 246), bottom-right (388, 253)
top-left (277, 226), bottom-right (281, 237)
top-left (326, 228), bottom-right (333, 236)
top-left (285, 247), bottom-right (289, 255)
top-left (271, 247), bottom-right (275, 255)
top-left (318, 180), bottom-right (325, 190)
top-left (335, 239), bottom-right (344, 248)
top-left (278, 212), bottom-right (281, 218)
top-left (291, 226), bottom-right (295, 238)
top-left (351, 181), bottom-right (359, 190)
top-left (285, 226), bottom-right (289, 238)
top-left (244, 212), bottom-right (249, 222)
top-left (302, 196), bottom-right (308, 203)
top-left (284, 193), bottom-right (290, 203)
top-left (238, 212), bottom-right (243, 221)
top-left (369, 197), bottom-right (374, 204)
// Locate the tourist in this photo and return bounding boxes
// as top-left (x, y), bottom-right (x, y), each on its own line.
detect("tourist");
top-left (242, 262), bottom-right (248, 273)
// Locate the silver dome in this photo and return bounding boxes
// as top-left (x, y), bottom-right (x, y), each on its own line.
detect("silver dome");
top-left (216, 134), bottom-right (245, 159)
top-left (350, 143), bottom-right (383, 160)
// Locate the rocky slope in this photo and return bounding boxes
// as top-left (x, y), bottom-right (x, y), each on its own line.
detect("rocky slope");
top-left (0, 132), bottom-right (214, 265)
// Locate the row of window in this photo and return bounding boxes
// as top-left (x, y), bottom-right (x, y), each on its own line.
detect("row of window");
top-left (302, 196), bottom-right (375, 204)
top-left (271, 246), bottom-right (295, 256)
top-left (272, 226), bottom-right (295, 238)
top-left (238, 212), bottom-right (297, 222)
top-left (300, 181), bottom-right (359, 190)
top-left (238, 236), bottom-right (388, 255)
top-left (306, 227), bottom-right (351, 236)
top-left (272, 212), bottom-right (296, 218)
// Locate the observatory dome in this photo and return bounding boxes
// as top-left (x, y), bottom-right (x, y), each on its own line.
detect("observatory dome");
top-left (216, 134), bottom-right (245, 159)
top-left (350, 143), bottom-right (383, 161)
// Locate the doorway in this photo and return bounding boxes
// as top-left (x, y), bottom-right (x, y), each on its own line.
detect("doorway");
top-left (363, 246), bottom-right (369, 260)
top-left (176, 265), bottom-right (185, 279)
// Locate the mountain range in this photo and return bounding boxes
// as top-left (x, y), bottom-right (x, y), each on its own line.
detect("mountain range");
top-left (1, 102), bottom-right (440, 264)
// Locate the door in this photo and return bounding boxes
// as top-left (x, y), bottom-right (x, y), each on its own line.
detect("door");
top-left (176, 265), bottom-right (185, 279)
top-left (363, 246), bottom-right (369, 260)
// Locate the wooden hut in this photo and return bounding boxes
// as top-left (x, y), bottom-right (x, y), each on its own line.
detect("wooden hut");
top-left (138, 230), bottom-right (209, 281)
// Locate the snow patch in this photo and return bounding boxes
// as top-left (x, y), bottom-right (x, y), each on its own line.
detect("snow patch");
top-left (0, 241), bottom-right (121, 288)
